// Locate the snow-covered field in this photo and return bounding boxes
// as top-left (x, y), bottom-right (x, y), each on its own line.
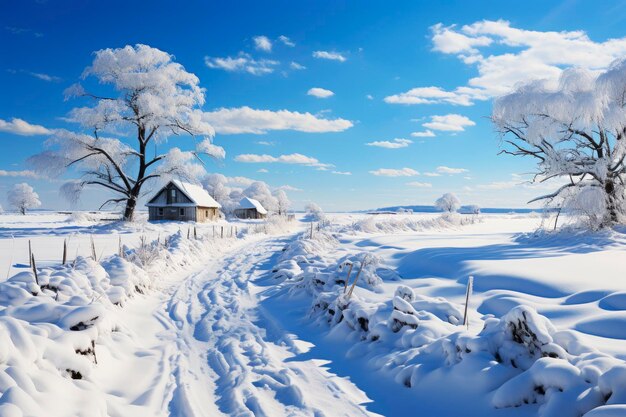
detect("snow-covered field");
top-left (0, 211), bottom-right (625, 417)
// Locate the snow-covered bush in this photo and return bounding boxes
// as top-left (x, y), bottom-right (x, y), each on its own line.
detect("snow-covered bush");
top-left (342, 212), bottom-right (474, 234)
top-left (8, 182), bottom-right (41, 214)
top-left (304, 202), bottom-right (326, 222)
top-left (493, 63), bottom-right (626, 227)
top-left (435, 193), bottom-right (460, 213)
top-left (466, 204), bottom-right (481, 215)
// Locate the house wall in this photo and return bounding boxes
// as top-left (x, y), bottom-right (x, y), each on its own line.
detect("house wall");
top-left (148, 183), bottom-right (222, 222)
top-left (195, 207), bottom-right (219, 222)
top-left (233, 208), bottom-right (266, 219)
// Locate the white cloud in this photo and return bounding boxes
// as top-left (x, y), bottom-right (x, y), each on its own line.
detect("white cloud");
top-left (278, 35), bottom-right (295, 47)
top-left (204, 52), bottom-right (278, 75)
top-left (431, 23), bottom-right (493, 54)
top-left (423, 172), bottom-right (441, 177)
top-left (406, 181), bottom-right (432, 188)
top-left (0, 118), bottom-right (52, 136)
top-left (257, 168), bottom-right (269, 173)
top-left (278, 185), bottom-right (302, 192)
top-left (332, 171), bottom-right (352, 175)
top-left (253, 35), bottom-right (272, 52)
top-left (366, 94), bottom-right (374, 100)
top-left (0, 169), bottom-right (41, 179)
top-left (366, 138), bottom-right (412, 149)
top-left (28, 72), bottom-right (61, 82)
top-left (422, 114), bottom-right (475, 132)
top-left (369, 168), bottom-right (419, 177)
top-left (384, 86), bottom-right (482, 106)
top-left (410, 130), bottom-right (436, 138)
top-left (202, 106), bottom-right (353, 134)
top-left (290, 61), bottom-right (306, 70)
top-left (312, 51), bottom-right (347, 62)
top-left (234, 153), bottom-right (332, 169)
top-left (387, 20), bottom-right (626, 106)
top-left (436, 166), bottom-right (468, 174)
top-left (256, 141), bottom-right (274, 146)
top-left (307, 87), bottom-right (335, 98)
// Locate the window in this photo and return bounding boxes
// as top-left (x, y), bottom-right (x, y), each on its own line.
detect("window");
top-left (206, 210), bottom-right (209, 217)
top-left (179, 208), bottom-right (185, 216)
top-left (167, 188), bottom-right (177, 204)
top-left (157, 208), bottom-right (164, 216)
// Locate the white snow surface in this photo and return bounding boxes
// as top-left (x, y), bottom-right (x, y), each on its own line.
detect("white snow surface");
top-left (0, 211), bottom-right (626, 416)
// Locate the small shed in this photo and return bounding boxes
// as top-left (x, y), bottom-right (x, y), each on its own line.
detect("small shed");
top-left (233, 197), bottom-right (268, 219)
top-left (146, 180), bottom-right (221, 222)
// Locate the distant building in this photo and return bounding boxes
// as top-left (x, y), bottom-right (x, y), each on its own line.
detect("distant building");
top-left (233, 197), bottom-right (268, 219)
top-left (146, 180), bottom-right (221, 222)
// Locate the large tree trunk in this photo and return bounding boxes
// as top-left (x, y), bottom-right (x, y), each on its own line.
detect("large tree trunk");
top-left (605, 179), bottom-right (619, 225)
top-left (123, 194), bottom-right (138, 221)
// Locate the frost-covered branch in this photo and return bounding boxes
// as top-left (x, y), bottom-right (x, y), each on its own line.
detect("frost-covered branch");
top-left (492, 64), bottom-right (626, 227)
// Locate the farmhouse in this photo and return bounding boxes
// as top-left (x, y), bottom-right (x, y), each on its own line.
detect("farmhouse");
top-left (146, 180), bottom-right (221, 222)
top-left (233, 197), bottom-right (268, 219)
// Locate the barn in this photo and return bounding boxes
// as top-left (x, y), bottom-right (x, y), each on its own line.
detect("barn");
top-left (146, 180), bottom-right (221, 222)
top-left (233, 197), bottom-right (268, 219)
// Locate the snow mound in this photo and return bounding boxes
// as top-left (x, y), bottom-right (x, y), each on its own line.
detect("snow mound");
top-left (271, 221), bottom-right (626, 417)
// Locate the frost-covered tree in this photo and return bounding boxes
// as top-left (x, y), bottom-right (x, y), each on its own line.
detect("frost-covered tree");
top-left (273, 189), bottom-right (291, 215)
top-left (467, 204), bottom-right (481, 215)
top-left (435, 193), bottom-right (460, 213)
top-left (29, 44), bottom-right (223, 220)
top-left (492, 63), bottom-right (626, 227)
top-left (8, 183), bottom-right (41, 215)
top-left (305, 202), bottom-right (325, 221)
top-left (243, 181), bottom-right (278, 213)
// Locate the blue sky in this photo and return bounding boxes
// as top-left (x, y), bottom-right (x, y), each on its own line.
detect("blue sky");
top-left (3, 0), bottom-right (626, 211)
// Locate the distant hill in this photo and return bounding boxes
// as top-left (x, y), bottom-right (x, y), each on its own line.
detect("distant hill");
top-left (371, 205), bottom-right (540, 214)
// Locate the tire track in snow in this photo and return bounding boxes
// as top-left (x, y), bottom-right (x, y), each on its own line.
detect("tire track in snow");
top-left (167, 236), bottom-right (375, 417)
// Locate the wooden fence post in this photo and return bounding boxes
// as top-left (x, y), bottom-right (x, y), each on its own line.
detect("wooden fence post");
top-left (62, 239), bottom-right (67, 265)
top-left (31, 253), bottom-right (39, 286)
top-left (463, 276), bottom-right (474, 328)
top-left (28, 240), bottom-right (32, 267)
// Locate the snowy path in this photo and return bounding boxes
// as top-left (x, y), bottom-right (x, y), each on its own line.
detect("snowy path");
top-left (101, 235), bottom-right (375, 417)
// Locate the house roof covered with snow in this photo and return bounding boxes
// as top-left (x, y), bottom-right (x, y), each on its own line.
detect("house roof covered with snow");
top-left (146, 180), bottom-right (221, 208)
top-left (238, 197), bottom-right (267, 214)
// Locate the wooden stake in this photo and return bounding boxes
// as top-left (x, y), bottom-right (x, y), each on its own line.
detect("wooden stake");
top-left (342, 263), bottom-right (354, 294)
top-left (90, 235), bottom-right (96, 261)
top-left (187, 227), bottom-right (190, 239)
top-left (62, 239), bottom-right (67, 265)
top-left (221, 226), bottom-right (224, 238)
top-left (347, 260), bottom-right (367, 299)
top-left (28, 240), bottom-right (32, 267)
top-left (310, 222), bottom-right (314, 239)
top-left (194, 226), bottom-right (197, 240)
top-left (463, 276), bottom-right (473, 328)
top-left (31, 253), bottom-right (39, 286)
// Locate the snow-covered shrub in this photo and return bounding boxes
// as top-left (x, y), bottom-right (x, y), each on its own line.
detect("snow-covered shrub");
top-left (342, 212), bottom-right (475, 234)
top-left (435, 193), bottom-right (460, 213)
top-left (304, 202), bottom-right (326, 222)
top-left (8, 183), bottom-right (41, 215)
